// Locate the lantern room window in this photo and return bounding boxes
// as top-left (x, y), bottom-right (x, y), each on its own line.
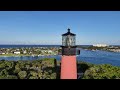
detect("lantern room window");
top-left (62, 28), bottom-right (76, 47)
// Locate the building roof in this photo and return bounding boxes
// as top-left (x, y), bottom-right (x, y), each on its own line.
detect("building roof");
top-left (62, 28), bottom-right (76, 36)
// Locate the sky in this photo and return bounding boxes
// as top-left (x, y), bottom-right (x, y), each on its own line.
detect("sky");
top-left (0, 11), bottom-right (120, 45)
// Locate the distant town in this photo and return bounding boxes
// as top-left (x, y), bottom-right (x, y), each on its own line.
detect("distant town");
top-left (0, 44), bottom-right (120, 57)
top-left (0, 47), bottom-right (60, 56)
top-left (78, 44), bottom-right (120, 52)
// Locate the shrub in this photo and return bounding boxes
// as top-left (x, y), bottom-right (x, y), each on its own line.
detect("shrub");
top-left (29, 76), bottom-right (39, 79)
top-left (18, 71), bottom-right (27, 79)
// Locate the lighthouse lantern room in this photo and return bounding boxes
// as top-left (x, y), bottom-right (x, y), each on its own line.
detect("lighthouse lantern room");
top-left (61, 28), bottom-right (77, 55)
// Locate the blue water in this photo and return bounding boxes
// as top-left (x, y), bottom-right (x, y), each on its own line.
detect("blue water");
top-left (0, 45), bottom-right (120, 66)
top-left (77, 49), bottom-right (120, 66)
top-left (0, 45), bottom-right (61, 48)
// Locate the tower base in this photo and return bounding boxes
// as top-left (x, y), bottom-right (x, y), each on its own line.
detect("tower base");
top-left (60, 55), bottom-right (77, 79)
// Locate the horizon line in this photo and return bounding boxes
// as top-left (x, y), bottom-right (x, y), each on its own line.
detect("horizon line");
top-left (0, 44), bottom-right (119, 46)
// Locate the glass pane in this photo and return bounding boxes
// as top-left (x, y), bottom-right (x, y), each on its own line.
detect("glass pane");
top-left (62, 36), bottom-right (66, 46)
top-left (62, 35), bottom-right (76, 46)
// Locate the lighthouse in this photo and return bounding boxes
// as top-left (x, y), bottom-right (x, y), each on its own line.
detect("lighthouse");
top-left (60, 28), bottom-right (80, 79)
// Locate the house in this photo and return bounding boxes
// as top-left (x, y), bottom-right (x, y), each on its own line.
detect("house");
top-left (48, 50), bottom-right (53, 53)
top-left (14, 51), bottom-right (20, 54)
top-left (23, 50), bottom-right (27, 54)
top-left (93, 44), bottom-right (109, 47)
top-left (0, 51), bottom-right (6, 55)
top-left (0, 51), bottom-right (2, 55)
top-left (1, 53), bottom-right (5, 55)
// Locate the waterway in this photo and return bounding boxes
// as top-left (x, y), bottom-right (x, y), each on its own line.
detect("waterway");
top-left (0, 49), bottom-right (120, 66)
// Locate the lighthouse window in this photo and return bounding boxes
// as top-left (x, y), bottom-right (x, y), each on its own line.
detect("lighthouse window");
top-left (62, 36), bottom-right (67, 46)
top-left (62, 35), bottom-right (76, 46)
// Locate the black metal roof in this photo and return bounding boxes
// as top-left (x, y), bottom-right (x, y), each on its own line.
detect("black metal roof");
top-left (62, 28), bottom-right (76, 36)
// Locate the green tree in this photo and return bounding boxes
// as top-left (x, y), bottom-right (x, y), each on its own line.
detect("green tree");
top-left (18, 71), bottom-right (27, 79)
top-left (0, 62), bottom-right (6, 68)
top-left (50, 73), bottom-right (56, 79)
top-left (14, 64), bottom-right (21, 74)
top-left (26, 65), bottom-right (30, 70)
top-left (0, 69), bottom-right (9, 76)
top-left (29, 71), bottom-right (38, 77)
top-left (83, 64), bottom-right (120, 79)
top-left (6, 75), bottom-right (18, 79)
top-left (29, 76), bottom-right (38, 79)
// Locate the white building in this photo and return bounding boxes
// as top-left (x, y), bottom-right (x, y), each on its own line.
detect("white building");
top-left (14, 51), bottom-right (20, 54)
top-left (23, 50), bottom-right (27, 54)
top-left (48, 50), bottom-right (53, 53)
top-left (1, 53), bottom-right (5, 55)
top-left (0, 51), bottom-right (6, 55)
top-left (93, 44), bottom-right (109, 47)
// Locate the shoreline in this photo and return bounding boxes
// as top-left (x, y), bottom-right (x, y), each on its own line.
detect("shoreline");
top-left (0, 54), bottom-right (58, 57)
top-left (84, 49), bottom-right (120, 53)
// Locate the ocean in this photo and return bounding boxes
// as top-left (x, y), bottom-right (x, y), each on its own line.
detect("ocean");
top-left (0, 45), bottom-right (61, 48)
top-left (0, 45), bottom-right (92, 48)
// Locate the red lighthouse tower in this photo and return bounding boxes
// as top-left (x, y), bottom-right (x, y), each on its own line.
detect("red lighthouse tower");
top-left (60, 28), bottom-right (80, 79)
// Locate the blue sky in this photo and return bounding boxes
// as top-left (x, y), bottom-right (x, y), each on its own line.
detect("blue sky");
top-left (0, 11), bottom-right (120, 45)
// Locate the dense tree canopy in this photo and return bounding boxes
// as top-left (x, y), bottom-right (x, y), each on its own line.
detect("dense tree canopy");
top-left (0, 58), bottom-right (57, 79)
top-left (0, 59), bottom-right (120, 79)
top-left (80, 63), bottom-right (120, 79)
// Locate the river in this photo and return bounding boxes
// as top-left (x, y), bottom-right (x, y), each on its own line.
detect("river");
top-left (0, 49), bottom-right (120, 66)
